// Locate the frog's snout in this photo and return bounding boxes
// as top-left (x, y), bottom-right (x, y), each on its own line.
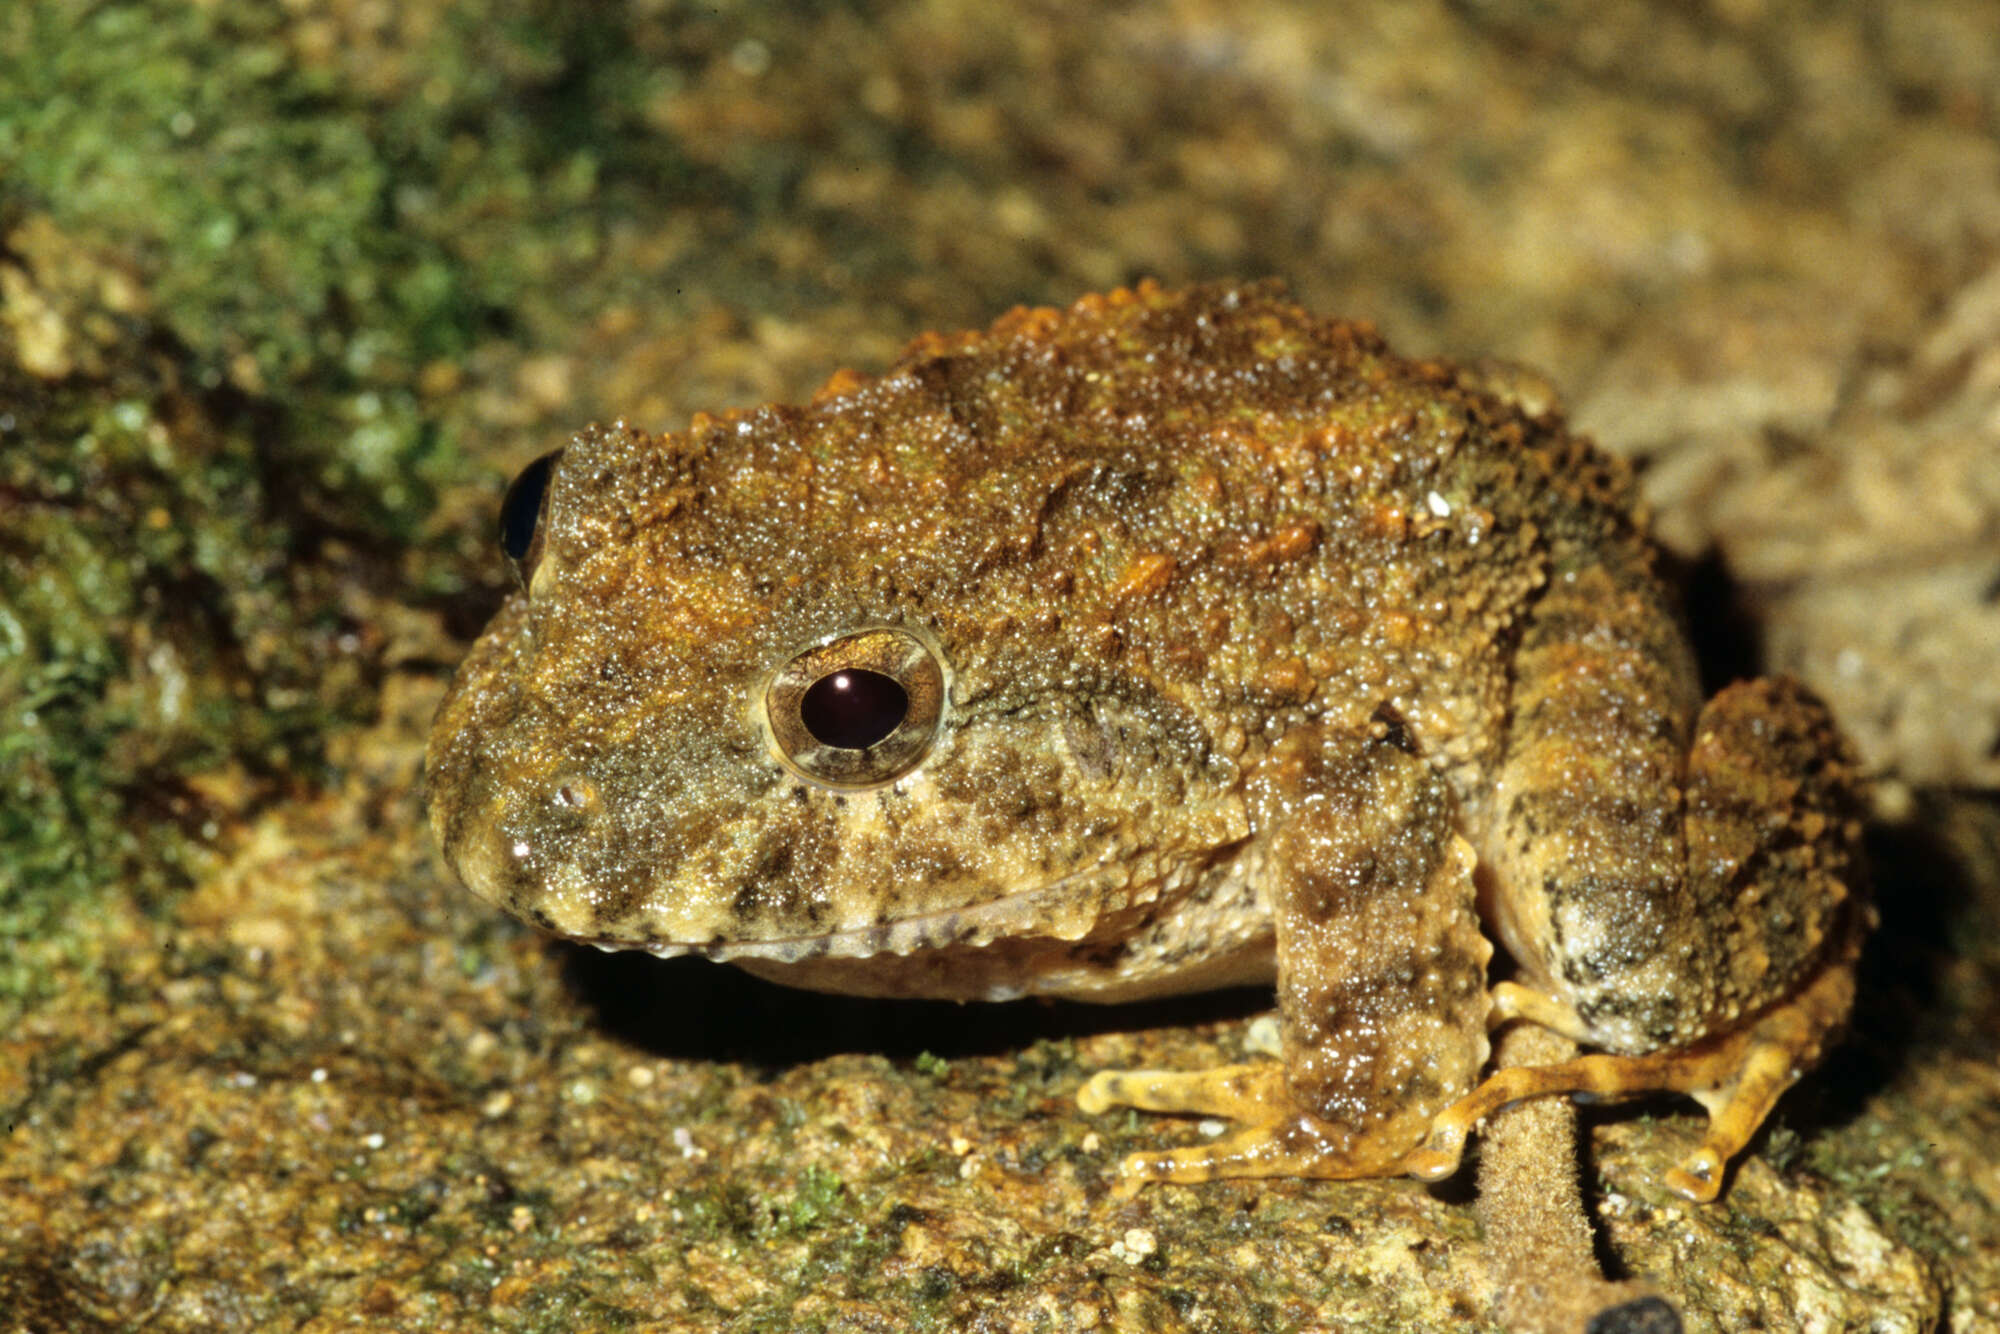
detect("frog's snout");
top-left (436, 757), bottom-right (606, 925)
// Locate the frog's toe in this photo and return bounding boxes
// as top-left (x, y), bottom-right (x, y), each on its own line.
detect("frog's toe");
top-left (1415, 956), bottom-right (1858, 1201)
top-left (1408, 1040), bottom-right (1766, 1200)
top-left (1104, 1118), bottom-right (1372, 1188)
top-left (1413, 1045), bottom-right (1765, 1198)
top-left (1080, 1062), bottom-right (1413, 1186)
top-left (1077, 1062), bottom-right (1281, 1119)
top-left (1664, 995), bottom-right (1836, 1202)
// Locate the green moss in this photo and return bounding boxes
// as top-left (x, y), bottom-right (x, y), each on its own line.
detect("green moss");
top-left (0, 1), bottom-right (731, 378)
top-left (0, 0), bottom-right (751, 1016)
top-left (779, 1162), bottom-right (849, 1235)
top-left (509, 1280), bottom-right (647, 1332)
top-left (1802, 1116), bottom-right (1961, 1260)
top-left (0, 366), bottom-right (362, 1013)
top-left (671, 1178), bottom-right (760, 1243)
top-left (1, 1), bottom-right (610, 531)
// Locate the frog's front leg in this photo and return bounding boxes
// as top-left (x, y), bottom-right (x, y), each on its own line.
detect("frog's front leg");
top-left (1079, 722), bottom-right (1491, 1189)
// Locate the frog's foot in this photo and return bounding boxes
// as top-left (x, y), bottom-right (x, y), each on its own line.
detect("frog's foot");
top-left (1078, 1063), bottom-right (1409, 1197)
top-left (1406, 957), bottom-right (1855, 1203)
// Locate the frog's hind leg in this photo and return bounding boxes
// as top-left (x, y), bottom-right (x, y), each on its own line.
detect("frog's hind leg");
top-left (1078, 724), bottom-right (1492, 1192)
top-left (1475, 554), bottom-right (1870, 1202)
top-left (1404, 944), bottom-right (1859, 1202)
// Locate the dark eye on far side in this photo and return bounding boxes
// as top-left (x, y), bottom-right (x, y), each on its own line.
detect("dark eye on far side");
top-left (499, 448), bottom-right (562, 586)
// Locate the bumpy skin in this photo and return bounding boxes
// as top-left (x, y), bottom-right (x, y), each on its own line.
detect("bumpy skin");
top-left (427, 282), bottom-right (1868, 1199)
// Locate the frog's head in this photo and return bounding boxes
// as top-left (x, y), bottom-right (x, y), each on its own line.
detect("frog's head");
top-left (425, 418), bottom-right (1246, 982)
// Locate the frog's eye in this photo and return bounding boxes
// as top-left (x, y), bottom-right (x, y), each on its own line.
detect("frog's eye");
top-left (499, 448), bottom-right (562, 587)
top-left (765, 628), bottom-right (945, 787)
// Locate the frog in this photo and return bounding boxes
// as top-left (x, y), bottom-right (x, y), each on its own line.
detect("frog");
top-left (425, 280), bottom-right (1868, 1203)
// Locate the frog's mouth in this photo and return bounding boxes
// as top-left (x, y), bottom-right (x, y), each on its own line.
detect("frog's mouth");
top-left (568, 853), bottom-right (1207, 966)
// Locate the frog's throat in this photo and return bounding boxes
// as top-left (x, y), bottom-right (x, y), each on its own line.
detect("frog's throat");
top-left (573, 856), bottom-right (1209, 966)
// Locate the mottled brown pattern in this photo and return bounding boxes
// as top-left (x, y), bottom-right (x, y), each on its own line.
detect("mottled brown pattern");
top-left (427, 282), bottom-right (1867, 1196)
top-left (1254, 725), bottom-right (1491, 1168)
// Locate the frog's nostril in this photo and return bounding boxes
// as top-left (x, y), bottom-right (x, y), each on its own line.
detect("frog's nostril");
top-left (553, 775), bottom-right (600, 814)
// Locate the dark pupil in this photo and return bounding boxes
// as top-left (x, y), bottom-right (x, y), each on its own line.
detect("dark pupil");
top-left (499, 449), bottom-right (561, 562)
top-left (799, 669), bottom-right (908, 750)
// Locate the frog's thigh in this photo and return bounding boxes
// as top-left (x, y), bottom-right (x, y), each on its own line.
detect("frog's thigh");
top-left (1078, 726), bottom-right (1491, 1188)
top-left (1412, 678), bottom-right (1868, 1202)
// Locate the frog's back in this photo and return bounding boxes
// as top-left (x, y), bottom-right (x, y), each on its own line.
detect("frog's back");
top-left (713, 280), bottom-right (1664, 800)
